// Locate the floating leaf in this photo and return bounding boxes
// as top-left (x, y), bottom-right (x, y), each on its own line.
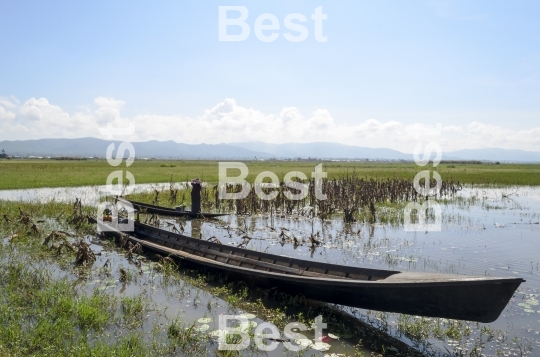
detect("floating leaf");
top-left (195, 324), bottom-right (210, 332)
top-left (198, 317), bottom-right (213, 324)
top-left (327, 333), bottom-right (340, 340)
top-left (311, 342), bottom-right (331, 351)
top-left (294, 339), bottom-right (313, 349)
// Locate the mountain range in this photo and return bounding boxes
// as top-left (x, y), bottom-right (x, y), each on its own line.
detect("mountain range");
top-left (1, 137), bottom-right (539, 162)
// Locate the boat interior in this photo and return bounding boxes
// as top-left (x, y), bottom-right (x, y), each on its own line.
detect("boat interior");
top-left (132, 222), bottom-right (399, 282)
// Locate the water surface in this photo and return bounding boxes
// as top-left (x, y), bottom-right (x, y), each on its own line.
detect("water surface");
top-left (2, 184), bottom-right (539, 355)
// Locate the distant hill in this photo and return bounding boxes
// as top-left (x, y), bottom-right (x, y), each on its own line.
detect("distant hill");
top-left (0, 138), bottom-right (271, 159)
top-left (0, 138), bottom-right (539, 162)
top-left (229, 142), bottom-right (540, 162)
top-left (445, 148), bottom-right (540, 163)
top-left (228, 142), bottom-right (412, 160)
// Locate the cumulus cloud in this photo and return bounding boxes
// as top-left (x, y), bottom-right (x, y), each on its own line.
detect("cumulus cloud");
top-left (0, 106), bottom-right (16, 121)
top-left (19, 98), bottom-right (70, 122)
top-left (0, 96), bottom-right (539, 153)
top-left (0, 96), bottom-right (19, 109)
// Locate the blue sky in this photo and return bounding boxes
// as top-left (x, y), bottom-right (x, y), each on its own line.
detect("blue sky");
top-left (1, 1), bottom-right (539, 151)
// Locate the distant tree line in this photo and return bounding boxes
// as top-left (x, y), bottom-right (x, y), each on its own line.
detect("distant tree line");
top-left (440, 160), bottom-right (483, 164)
top-left (50, 157), bottom-right (88, 161)
top-left (0, 149), bottom-right (9, 159)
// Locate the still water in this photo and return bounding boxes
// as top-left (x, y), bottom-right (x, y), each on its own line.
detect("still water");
top-left (158, 186), bottom-right (540, 355)
top-left (0, 182), bottom-right (175, 203)
top-left (1, 184), bottom-right (539, 355)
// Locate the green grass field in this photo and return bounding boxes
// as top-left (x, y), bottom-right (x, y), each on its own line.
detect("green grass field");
top-left (0, 159), bottom-right (539, 189)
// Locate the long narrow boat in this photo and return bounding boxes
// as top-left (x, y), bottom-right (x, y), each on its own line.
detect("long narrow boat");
top-left (119, 198), bottom-right (228, 218)
top-left (96, 219), bottom-right (524, 323)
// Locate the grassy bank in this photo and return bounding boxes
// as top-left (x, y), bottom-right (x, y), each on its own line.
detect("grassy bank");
top-left (1, 159), bottom-right (539, 189)
top-left (0, 200), bottom-right (161, 356)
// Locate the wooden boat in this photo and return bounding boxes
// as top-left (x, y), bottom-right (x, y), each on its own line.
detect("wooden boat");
top-left (96, 219), bottom-right (524, 323)
top-left (119, 198), bottom-right (228, 218)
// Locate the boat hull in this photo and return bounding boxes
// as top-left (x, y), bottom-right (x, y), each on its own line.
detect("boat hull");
top-left (234, 272), bottom-right (520, 323)
top-left (120, 198), bottom-right (227, 218)
top-left (96, 220), bottom-right (523, 323)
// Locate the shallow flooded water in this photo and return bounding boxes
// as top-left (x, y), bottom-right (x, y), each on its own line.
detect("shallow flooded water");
top-left (149, 186), bottom-right (540, 355)
top-left (1, 184), bottom-right (539, 355)
top-left (0, 182), bottom-right (175, 204)
top-left (74, 244), bottom-right (376, 356)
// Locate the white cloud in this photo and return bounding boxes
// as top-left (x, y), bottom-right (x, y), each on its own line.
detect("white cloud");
top-left (0, 106), bottom-right (16, 121)
top-left (92, 97), bottom-right (126, 125)
top-left (0, 96), bottom-right (539, 153)
top-left (19, 98), bottom-right (69, 122)
top-left (0, 96), bottom-right (19, 109)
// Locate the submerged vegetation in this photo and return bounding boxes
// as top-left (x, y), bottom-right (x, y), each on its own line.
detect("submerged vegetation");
top-left (218, 175), bottom-right (461, 223)
top-left (0, 199), bottom-right (406, 356)
top-left (127, 174), bottom-right (461, 224)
